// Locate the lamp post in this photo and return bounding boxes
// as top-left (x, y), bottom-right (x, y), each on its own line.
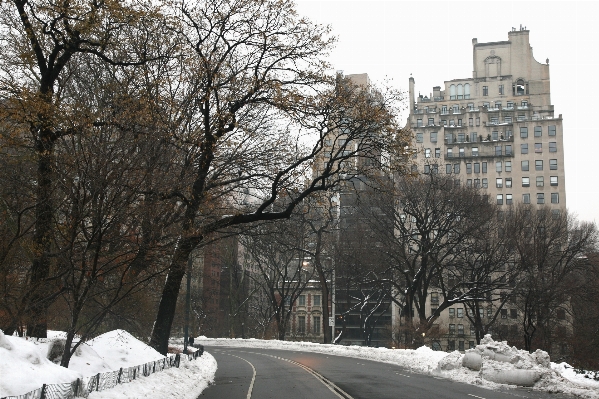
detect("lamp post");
top-left (183, 254), bottom-right (192, 354)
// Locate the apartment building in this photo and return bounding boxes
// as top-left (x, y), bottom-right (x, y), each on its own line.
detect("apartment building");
top-left (404, 27), bottom-right (567, 352)
top-left (407, 27), bottom-right (565, 215)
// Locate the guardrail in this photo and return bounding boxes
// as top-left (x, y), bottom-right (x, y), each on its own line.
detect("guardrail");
top-left (2, 346), bottom-right (204, 399)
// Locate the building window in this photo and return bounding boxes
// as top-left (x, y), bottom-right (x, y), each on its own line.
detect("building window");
top-left (470, 147), bottom-right (478, 157)
top-left (454, 164), bottom-right (460, 174)
top-left (495, 145), bottom-right (502, 156)
top-left (416, 132), bottom-right (423, 143)
top-left (550, 176), bottom-right (558, 186)
top-left (499, 84), bottom-right (504, 95)
top-left (411, 164), bottom-right (418, 173)
top-left (523, 193), bottom-right (530, 204)
top-left (459, 148), bottom-right (465, 157)
top-left (431, 292), bottom-right (439, 304)
top-left (469, 118), bottom-right (473, 127)
top-left (314, 295), bottom-right (321, 306)
top-left (496, 178), bottom-right (503, 188)
top-left (549, 142), bottom-right (557, 152)
top-left (506, 194), bottom-right (513, 205)
top-left (446, 164), bottom-right (452, 174)
top-left (466, 163), bottom-right (472, 174)
top-left (505, 116), bottom-right (512, 124)
top-left (505, 145), bottom-right (512, 156)
top-left (501, 309), bottom-right (508, 319)
top-left (448, 340), bottom-right (456, 351)
top-left (458, 322), bottom-right (464, 333)
top-left (496, 161), bottom-right (502, 172)
top-left (449, 308), bottom-right (455, 318)
top-left (299, 295), bottom-right (306, 306)
top-left (298, 316), bottom-right (306, 334)
top-left (537, 193), bottom-right (545, 204)
top-left (536, 176), bottom-right (544, 187)
top-left (483, 86), bottom-right (488, 96)
top-left (506, 178), bottom-right (512, 188)
top-left (548, 125), bottom-right (556, 136)
top-left (428, 118), bottom-right (435, 126)
top-left (551, 193), bottom-right (559, 204)
top-left (522, 160), bottom-right (529, 171)
top-left (474, 178), bottom-right (480, 188)
top-left (476, 117), bottom-right (480, 126)
top-left (506, 101), bottom-right (514, 109)
top-left (474, 162), bottom-right (480, 173)
top-left (497, 194), bottom-right (503, 205)
top-left (442, 105), bottom-right (448, 114)
top-left (466, 179), bottom-right (472, 187)
top-left (425, 148), bottom-right (431, 158)
top-left (535, 160), bottom-right (543, 171)
top-left (417, 119), bottom-right (423, 127)
top-left (313, 316), bottom-right (321, 334)
top-left (520, 127), bottom-right (528, 138)
top-left (510, 309), bottom-right (518, 319)
top-left (535, 143), bottom-right (542, 153)
top-left (424, 164), bottom-right (431, 174)
top-left (482, 178), bottom-right (488, 188)
top-left (482, 162), bottom-right (488, 173)
top-left (521, 100), bottom-right (528, 107)
top-left (435, 148), bottom-right (441, 158)
top-left (521, 143), bottom-right (528, 154)
top-left (522, 177), bottom-right (530, 187)
top-left (505, 161), bottom-right (511, 172)
top-left (534, 126), bottom-right (542, 137)
top-left (550, 159), bottom-right (558, 170)
top-left (447, 148), bottom-right (453, 158)
top-left (517, 114), bottom-right (525, 121)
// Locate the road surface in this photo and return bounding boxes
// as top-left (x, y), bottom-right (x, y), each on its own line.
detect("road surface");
top-left (198, 346), bottom-right (574, 399)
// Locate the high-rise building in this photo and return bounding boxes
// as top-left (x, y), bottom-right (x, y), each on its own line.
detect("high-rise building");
top-left (407, 27), bottom-right (565, 214)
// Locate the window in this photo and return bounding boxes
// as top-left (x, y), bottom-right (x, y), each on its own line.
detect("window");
top-left (449, 308), bottom-right (455, 318)
top-left (431, 164), bottom-right (438, 174)
top-left (474, 162), bottom-right (480, 173)
top-left (313, 316), bottom-right (321, 334)
top-left (535, 160), bottom-right (543, 171)
top-left (476, 117), bottom-right (480, 126)
top-left (536, 176), bottom-right (544, 187)
top-left (496, 194), bottom-right (503, 205)
top-left (483, 86), bottom-right (488, 96)
top-left (474, 178), bottom-right (480, 188)
top-left (453, 105), bottom-right (460, 114)
top-left (469, 118), bottom-right (473, 127)
top-left (548, 125), bottom-right (556, 136)
top-left (454, 164), bottom-right (460, 174)
top-left (435, 148), bottom-right (441, 158)
top-left (523, 193), bottom-right (530, 204)
top-left (496, 178), bottom-right (503, 188)
top-left (411, 164), bottom-right (418, 173)
top-left (510, 309), bottom-right (518, 319)
top-left (425, 148), bottom-right (431, 158)
top-left (517, 113), bottom-right (525, 121)
top-left (471, 132), bottom-right (478, 143)
top-left (521, 160), bottom-right (529, 171)
top-left (505, 161), bottom-right (512, 172)
top-left (550, 159), bottom-right (558, 170)
top-left (424, 164), bottom-right (431, 174)
top-left (495, 145), bottom-right (502, 156)
top-left (431, 292), bottom-right (439, 304)
top-left (505, 145), bottom-right (512, 156)
top-left (537, 193), bottom-right (545, 204)
top-left (550, 176), bottom-right (558, 186)
top-left (549, 142), bottom-right (557, 152)
top-left (505, 116), bottom-right (512, 124)
top-left (534, 143), bottom-right (542, 153)
top-left (298, 315), bottom-right (306, 334)
top-left (482, 178), bottom-right (488, 188)
top-left (482, 162), bottom-right (487, 173)
top-left (430, 132), bottom-right (438, 142)
top-left (492, 130), bottom-right (499, 140)
top-left (501, 309), bottom-right (507, 319)
top-left (446, 148), bottom-right (453, 158)
top-left (534, 126), bottom-right (542, 137)
top-left (496, 161), bottom-right (502, 172)
top-left (459, 148), bottom-right (465, 157)
top-left (506, 101), bottom-right (514, 109)
top-left (417, 119), bottom-right (423, 127)
top-left (472, 147), bottom-right (479, 157)
top-left (466, 179), bottom-right (472, 187)
top-left (314, 295), bottom-right (321, 306)
top-left (466, 163), bottom-right (472, 174)
top-left (522, 177), bottom-right (530, 187)
top-left (448, 340), bottom-right (456, 351)
top-left (428, 118), bottom-right (435, 126)
top-left (446, 164), bottom-right (452, 174)
top-left (499, 84), bottom-right (504, 95)
top-left (520, 127), bottom-right (528, 138)
top-left (506, 194), bottom-right (513, 205)
top-left (416, 132), bottom-right (423, 143)
top-left (458, 324), bottom-right (464, 336)
top-left (458, 119), bottom-right (462, 126)
top-left (442, 105), bottom-right (448, 114)
top-left (521, 143), bottom-right (528, 154)
top-left (505, 178), bottom-right (512, 188)
top-left (457, 133), bottom-right (465, 143)
top-left (457, 308), bottom-right (463, 318)
top-left (299, 295), bottom-right (306, 306)
top-left (551, 193), bottom-right (559, 204)
top-left (469, 341), bottom-right (476, 349)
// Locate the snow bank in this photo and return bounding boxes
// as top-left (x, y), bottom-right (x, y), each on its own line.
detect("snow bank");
top-left (0, 330), bottom-right (82, 397)
top-left (86, 329), bottom-right (164, 369)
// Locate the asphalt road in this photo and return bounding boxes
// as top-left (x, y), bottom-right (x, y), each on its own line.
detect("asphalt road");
top-left (198, 346), bottom-right (575, 399)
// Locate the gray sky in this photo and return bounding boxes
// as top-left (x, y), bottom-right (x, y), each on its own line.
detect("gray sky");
top-left (296, 0), bottom-right (599, 224)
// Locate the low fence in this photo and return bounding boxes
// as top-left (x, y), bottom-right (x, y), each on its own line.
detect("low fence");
top-left (2, 345), bottom-right (204, 399)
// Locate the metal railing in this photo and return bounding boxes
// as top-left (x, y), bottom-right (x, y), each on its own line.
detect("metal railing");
top-left (2, 346), bottom-right (204, 399)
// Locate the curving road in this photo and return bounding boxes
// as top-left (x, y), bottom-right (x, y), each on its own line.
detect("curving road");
top-left (198, 346), bottom-right (574, 399)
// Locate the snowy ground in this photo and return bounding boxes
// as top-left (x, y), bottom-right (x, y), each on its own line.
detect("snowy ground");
top-left (198, 335), bottom-right (599, 399)
top-left (2, 327), bottom-right (598, 399)
top-left (0, 329), bottom-right (216, 398)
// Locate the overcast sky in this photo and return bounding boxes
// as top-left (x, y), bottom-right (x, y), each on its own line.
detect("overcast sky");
top-left (296, 0), bottom-right (599, 224)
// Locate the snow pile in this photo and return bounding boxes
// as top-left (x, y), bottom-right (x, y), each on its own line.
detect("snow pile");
top-left (0, 329), bottom-right (216, 398)
top-left (553, 363), bottom-right (599, 390)
top-left (0, 329), bottom-right (82, 397)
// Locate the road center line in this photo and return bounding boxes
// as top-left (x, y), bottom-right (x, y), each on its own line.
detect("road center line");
top-left (467, 394), bottom-right (486, 399)
top-left (229, 354), bottom-right (256, 399)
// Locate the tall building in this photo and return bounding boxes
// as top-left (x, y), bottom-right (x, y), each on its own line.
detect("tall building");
top-left (408, 27), bottom-right (565, 214)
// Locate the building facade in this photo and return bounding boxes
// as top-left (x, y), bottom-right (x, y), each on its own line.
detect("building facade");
top-left (408, 27), bottom-right (565, 215)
